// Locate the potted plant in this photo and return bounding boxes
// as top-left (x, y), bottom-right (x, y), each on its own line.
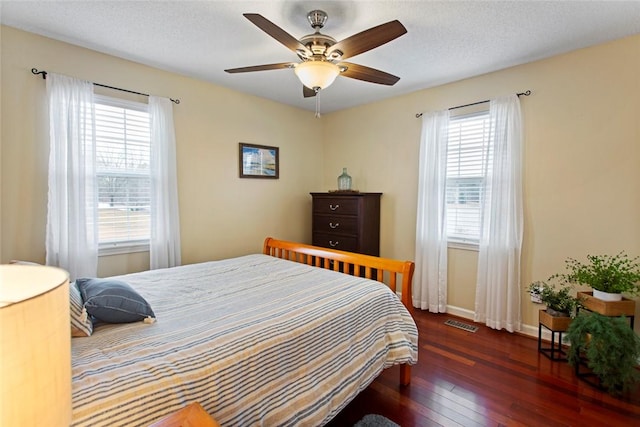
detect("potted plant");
top-left (558, 252), bottom-right (640, 301)
top-left (528, 281), bottom-right (582, 340)
top-left (566, 312), bottom-right (640, 395)
top-left (528, 281), bottom-right (581, 318)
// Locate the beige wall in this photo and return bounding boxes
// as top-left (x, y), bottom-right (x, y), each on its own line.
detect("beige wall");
top-left (2, 25), bottom-right (639, 333)
top-left (0, 26), bottom-right (324, 276)
top-left (322, 33), bottom-right (640, 333)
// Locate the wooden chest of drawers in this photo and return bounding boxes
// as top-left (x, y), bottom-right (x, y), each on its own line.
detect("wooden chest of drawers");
top-left (310, 192), bottom-right (381, 256)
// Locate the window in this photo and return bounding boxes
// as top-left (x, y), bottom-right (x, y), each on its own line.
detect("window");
top-left (94, 95), bottom-right (151, 253)
top-left (446, 111), bottom-right (491, 245)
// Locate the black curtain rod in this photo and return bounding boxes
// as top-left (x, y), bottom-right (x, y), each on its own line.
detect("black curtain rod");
top-left (31, 68), bottom-right (180, 104)
top-left (415, 90), bottom-right (531, 118)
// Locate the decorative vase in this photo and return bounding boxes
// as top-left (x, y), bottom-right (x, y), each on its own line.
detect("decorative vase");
top-left (592, 289), bottom-right (623, 302)
top-left (337, 168), bottom-right (352, 191)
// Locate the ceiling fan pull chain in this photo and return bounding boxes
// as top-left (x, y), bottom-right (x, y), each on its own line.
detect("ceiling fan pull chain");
top-left (315, 88), bottom-right (321, 118)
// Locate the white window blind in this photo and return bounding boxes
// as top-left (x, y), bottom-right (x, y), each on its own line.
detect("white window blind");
top-left (446, 111), bottom-right (491, 245)
top-left (94, 96), bottom-right (151, 250)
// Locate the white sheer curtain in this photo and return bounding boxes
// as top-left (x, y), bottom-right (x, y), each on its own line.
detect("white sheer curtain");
top-left (413, 110), bottom-right (449, 312)
top-left (45, 73), bottom-right (98, 280)
top-left (149, 96), bottom-right (181, 269)
top-left (474, 95), bottom-right (524, 332)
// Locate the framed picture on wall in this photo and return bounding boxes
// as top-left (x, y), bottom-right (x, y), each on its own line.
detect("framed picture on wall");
top-left (239, 143), bottom-right (279, 179)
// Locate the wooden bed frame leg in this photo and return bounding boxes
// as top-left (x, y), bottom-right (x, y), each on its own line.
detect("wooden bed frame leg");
top-left (400, 365), bottom-right (411, 386)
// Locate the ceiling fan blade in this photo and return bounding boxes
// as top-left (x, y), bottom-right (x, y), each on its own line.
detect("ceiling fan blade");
top-left (328, 20), bottom-right (407, 61)
top-left (243, 13), bottom-right (312, 56)
top-left (303, 86), bottom-right (317, 98)
top-left (224, 63), bottom-right (296, 73)
top-left (338, 62), bottom-right (400, 86)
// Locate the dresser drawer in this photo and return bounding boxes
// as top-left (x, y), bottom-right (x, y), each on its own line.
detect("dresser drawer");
top-left (312, 197), bottom-right (360, 215)
top-left (312, 233), bottom-right (358, 252)
top-left (312, 215), bottom-right (358, 234)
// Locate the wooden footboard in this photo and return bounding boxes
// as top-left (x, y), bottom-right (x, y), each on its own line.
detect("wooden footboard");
top-left (263, 237), bottom-right (415, 386)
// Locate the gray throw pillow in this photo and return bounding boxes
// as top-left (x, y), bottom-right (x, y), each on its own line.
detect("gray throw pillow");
top-left (76, 278), bottom-right (155, 323)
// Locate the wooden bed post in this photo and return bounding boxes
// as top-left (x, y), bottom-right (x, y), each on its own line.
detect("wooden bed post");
top-left (400, 365), bottom-right (411, 387)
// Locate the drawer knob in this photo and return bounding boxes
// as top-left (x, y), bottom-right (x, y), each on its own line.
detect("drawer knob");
top-left (329, 240), bottom-right (339, 247)
top-left (329, 204), bottom-right (339, 211)
top-left (329, 222), bottom-right (339, 229)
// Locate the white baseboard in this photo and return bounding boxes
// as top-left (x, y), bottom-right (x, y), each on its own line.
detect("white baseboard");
top-left (444, 305), bottom-right (475, 320)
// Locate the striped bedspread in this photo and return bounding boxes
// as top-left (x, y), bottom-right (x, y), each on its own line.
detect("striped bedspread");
top-left (71, 254), bottom-right (418, 426)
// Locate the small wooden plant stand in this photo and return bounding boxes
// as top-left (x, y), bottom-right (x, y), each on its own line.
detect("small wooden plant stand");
top-left (538, 309), bottom-right (571, 361)
top-left (577, 292), bottom-right (636, 327)
top-left (573, 292), bottom-right (636, 388)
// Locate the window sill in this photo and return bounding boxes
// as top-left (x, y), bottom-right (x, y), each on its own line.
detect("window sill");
top-left (448, 241), bottom-right (479, 252)
top-left (99, 242), bottom-right (150, 256)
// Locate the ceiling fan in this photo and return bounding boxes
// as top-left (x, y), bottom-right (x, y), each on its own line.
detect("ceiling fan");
top-left (225, 10), bottom-right (407, 100)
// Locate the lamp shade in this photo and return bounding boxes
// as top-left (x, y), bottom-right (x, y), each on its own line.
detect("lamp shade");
top-left (294, 61), bottom-right (340, 90)
top-left (0, 265), bottom-right (71, 426)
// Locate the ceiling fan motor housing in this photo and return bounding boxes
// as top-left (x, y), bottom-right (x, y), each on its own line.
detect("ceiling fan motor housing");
top-left (298, 33), bottom-right (338, 59)
top-left (298, 11), bottom-right (342, 60)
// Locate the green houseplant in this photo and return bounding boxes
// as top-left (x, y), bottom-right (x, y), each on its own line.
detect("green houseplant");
top-left (557, 252), bottom-right (640, 300)
top-left (566, 312), bottom-right (640, 395)
top-left (528, 281), bottom-right (581, 318)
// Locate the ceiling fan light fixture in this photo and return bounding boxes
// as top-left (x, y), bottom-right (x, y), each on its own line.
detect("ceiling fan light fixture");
top-left (294, 61), bottom-right (340, 90)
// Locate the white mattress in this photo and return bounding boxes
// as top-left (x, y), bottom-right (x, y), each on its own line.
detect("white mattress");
top-left (71, 254), bottom-right (418, 426)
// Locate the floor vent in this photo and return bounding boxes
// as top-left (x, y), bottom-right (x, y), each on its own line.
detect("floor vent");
top-left (444, 319), bottom-right (479, 333)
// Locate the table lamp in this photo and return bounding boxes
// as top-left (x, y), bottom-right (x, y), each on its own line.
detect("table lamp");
top-left (0, 265), bottom-right (71, 426)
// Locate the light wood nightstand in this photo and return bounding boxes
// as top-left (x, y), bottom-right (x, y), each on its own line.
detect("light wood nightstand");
top-left (148, 402), bottom-right (220, 427)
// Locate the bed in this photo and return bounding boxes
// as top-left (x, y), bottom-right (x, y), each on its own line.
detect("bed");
top-left (71, 237), bottom-right (418, 426)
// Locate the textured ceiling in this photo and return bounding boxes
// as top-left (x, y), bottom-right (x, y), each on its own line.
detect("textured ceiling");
top-left (2, 1), bottom-right (640, 113)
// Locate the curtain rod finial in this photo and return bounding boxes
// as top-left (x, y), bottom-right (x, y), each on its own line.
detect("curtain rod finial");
top-left (31, 68), bottom-right (47, 79)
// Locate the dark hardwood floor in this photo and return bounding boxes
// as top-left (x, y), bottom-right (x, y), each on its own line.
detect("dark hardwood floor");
top-left (326, 309), bottom-right (640, 427)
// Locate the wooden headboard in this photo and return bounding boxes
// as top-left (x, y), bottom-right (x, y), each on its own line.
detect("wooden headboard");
top-left (262, 237), bottom-right (415, 310)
